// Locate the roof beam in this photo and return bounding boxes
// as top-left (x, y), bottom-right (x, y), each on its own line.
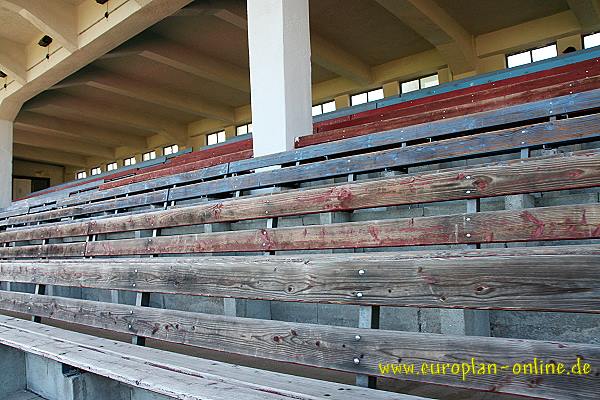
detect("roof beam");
top-left (375, 0), bottom-right (476, 74)
top-left (15, 112), bottom-right (147, 149)
top-left (567, 0), bottom-right (600, 30)
top-left (106, 37), bottom-right (250, 93)
top-left (58, 68), bottom-right (235, 122)
top-left (25, 94), bottom-right (188, 143)
top-left (0, 38), bottom-right (27, 85)
top-left (13, 143), bottom-right (87, 167)
top-left (0, 0), bottom-right (78, 52)
top-left (207, 8), bottom-right (372, 84)
top-left (13, 129), bottom-right (115, 159)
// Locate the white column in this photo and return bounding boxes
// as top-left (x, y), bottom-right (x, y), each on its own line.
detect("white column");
top-left (0, 120), bottom-right (12, 208)
top-left (247, 0), bottom-right (313, 157)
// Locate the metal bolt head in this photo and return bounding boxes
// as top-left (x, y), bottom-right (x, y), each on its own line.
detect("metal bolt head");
top-left (466, 175), bottom-right (471, 179)
top-left (353, 357), bottom-right (361, 365)
top-left (356, 292), bottom-right (363, 298)
top-left (132, 283), bottom-right (136, 287)
top-left (355, 335), bottom-right (361, 341)
top-left (128, 324), bottom-right (132, 329)
top-left (465, 190), bottom-right (471, 194)
top-left (358, 269), bottom-right (365, 276)
top-left (466, 217), bottom-right (471, 222)
top-left (130, 310), bottom-right (133, 314)
top-left (134, 269), bottom-right (138, 273)
top-left (466, 233), bottom-right (472, 238)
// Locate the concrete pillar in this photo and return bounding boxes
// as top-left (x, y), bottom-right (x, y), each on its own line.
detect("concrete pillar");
top-left (334, 94), bottom-right (350, 110)
top-left (557, 34), bottom-right (583, 53)
top-left (382, 81), bottom-right (400, 97)
top-left (0, 119), bottom-right (13, 207)
top-left (247, 0), bottom-right (312, 157)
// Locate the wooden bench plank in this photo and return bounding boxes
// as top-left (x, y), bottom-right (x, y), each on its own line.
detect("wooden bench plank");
top-left (2, 149), bottom-right (599, 243)
top-left (100, 150), bottom-right (252, 190)
top-left (297, 73), bottom-right (600, 147)
top-left (57, 163), bottom-right (229, 208)
top-left (312, 59), bottom-right (600, 133)
top-left (1, 203), bottom-right (598, 258)
top-left (1, 245), bottom-right (600, 312)
top-left (231, 88), bottom-right (600, 174)
top-left (172, 113), bottom-right (600, 202)
top-left (0, 316), bottom-right (415, 400)
top-left (1, 293), bottom-right (598, 399)
top-left (5, 190), bottom-right (169, 227)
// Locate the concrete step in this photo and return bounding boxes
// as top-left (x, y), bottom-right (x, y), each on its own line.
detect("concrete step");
top-left (4, 390), bottom-right (46, 400)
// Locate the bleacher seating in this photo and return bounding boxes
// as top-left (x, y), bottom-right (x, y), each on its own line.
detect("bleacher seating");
top-left (1, 57), bottom-right (600, 399)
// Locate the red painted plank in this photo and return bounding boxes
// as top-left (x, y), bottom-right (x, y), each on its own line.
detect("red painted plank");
top-left (313, 58), bottom-right (600, 133)
top-left (98, 150), bottom-right (252, 190)
top-left (297, 74), bottom-right (600, 147)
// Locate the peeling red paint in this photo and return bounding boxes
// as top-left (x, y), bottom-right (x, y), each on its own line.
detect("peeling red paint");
top-left (368, 226), bottom-right (380, 242)
top-left (521, 211), bottom-right (545, 238)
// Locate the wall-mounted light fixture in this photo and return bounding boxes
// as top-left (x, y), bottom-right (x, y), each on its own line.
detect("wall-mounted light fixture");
top-left (96, 0), bottom-right (110, 19)
top-left (38, 35), bottom-right (53, 47)
top-left (38, 35), bottom-right (53, 59)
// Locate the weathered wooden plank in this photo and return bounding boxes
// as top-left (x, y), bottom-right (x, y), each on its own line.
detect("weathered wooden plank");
top-left (0, 242), bottom-right (86, 258)
top-left (2, 150), bottom-right (600, 243)
top-left (1, 293), bottom-right (598, 399)
top-left (1, 246), bottom-right (599, 312)
top-left (57, 163), bottom-right (229, 208)
top-left (172, 113), bottom-right (600, 202)
top-left (298, 71), bottom-right (600, 147)
top-left (231, 89), bottom-right (600, 174)
top-left (100, 149), bottom-right (252, 191)
top-left (6, 190), bottom-right (169, 227)
top-left (1, 203), bottom-right (598, 258)
top-left (313, 59), bottom-right (600, 133)
top-left (0, 316), bottom-right (418, 400)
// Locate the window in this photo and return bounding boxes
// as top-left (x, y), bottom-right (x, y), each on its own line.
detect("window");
top-left (311, 100), bottom-right (336, 116)
top-left (90, 167), bottom-right (102, 176)
top-left (584, 32), bottom-right (600, 49)
top-left (123, 156), bottom-right (136, 166)
top-left (236, 123), bottom-right (253, 136)
top-left (507, 43), bottom-right (557, 68)
top-left (106, 162), bottom-right (118, 172)
top-left (76, 171), bottom-right (87, 180)
top-left (142, 151), bottom-right (156, 161)
top-left (350, 88), bottom-right (384, 106)
top-left (163, 144), bottom-right (179, 156)
top-left (401, 74), bottom-right (439, 94)
top-left (207, 130), bottom-right (226, 145)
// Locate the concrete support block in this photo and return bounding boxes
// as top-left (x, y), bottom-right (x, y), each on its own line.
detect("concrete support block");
top-left (25, 353), bottom-right (173, 400)
top-left (0, 344), bottom-right (27, 396)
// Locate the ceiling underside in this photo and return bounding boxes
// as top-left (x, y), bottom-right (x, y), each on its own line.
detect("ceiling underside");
top-left (0, 0), bottom-right (583, 168)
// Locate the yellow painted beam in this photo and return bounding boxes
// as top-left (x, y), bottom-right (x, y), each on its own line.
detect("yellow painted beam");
top-left (25, 94), bottom-right (188, 144)
top-left (476, 11), bottom-right (581, 57)
top-left (15, 112), bottom-right (147, 149)
top-left (13, 143), bottom-right (87, 167)
top-left (567, 0), bottom-right (600, 30)
top-left (106, 36), bottom-right (250, 93)
top-left (13, 129), bottom-right (115, 159)
top-left (375, 0), bottom-right (476, 74)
